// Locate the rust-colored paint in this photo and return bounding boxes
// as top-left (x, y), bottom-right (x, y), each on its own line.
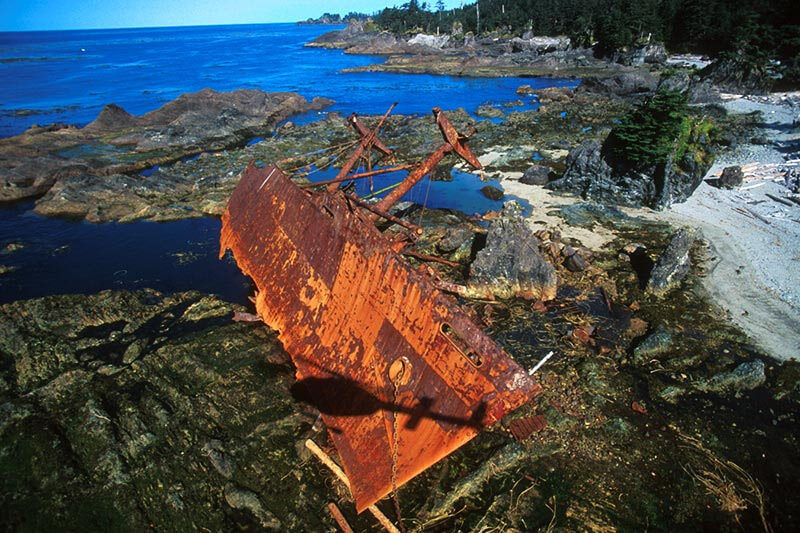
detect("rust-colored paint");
top-left (220, 113), bottom-right (540, 513)
top-left (508, 415), bottom-right (547, 441)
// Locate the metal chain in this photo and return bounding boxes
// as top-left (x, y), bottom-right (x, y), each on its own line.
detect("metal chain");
top-left (390, 365), bottom-right (407, 533)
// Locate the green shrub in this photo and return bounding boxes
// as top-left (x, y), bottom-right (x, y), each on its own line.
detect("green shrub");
top-left (607, 89), bottom-right (689, 167)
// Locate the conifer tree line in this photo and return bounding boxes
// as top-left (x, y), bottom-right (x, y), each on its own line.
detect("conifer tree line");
top-left (369, 0), bottom-right (798, 83)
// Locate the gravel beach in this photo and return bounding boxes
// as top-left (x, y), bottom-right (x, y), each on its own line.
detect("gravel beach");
top-left (651, 93), bottom-right (800, 361)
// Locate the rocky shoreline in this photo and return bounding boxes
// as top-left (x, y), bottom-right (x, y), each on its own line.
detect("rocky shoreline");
top-left (0, 88), bottom-right (332, 205)
top-left (2, 41), bottom-right (800, 531)
top-left (307, 21), bottom-right (700, 84)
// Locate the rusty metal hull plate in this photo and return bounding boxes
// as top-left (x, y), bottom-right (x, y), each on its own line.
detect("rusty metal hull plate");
top-left (220, 164), bottom-right (541, 512)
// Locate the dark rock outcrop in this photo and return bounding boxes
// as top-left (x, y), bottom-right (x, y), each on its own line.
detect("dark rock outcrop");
top-left (467, 201), bottom-right (557, 300)
top-left (699, 56), bottom-right (776, 95)
top-left (0, 290), bottom-right (331, 530)
top-left (647, 228), bottom-right (695, 294)
top-left (509, 36), bottom-right (570, 54)
top-left (614, 44), bottom-right (667, 66)
top-left (657, 71), bottom-right (721, 104)
top-left (547, 138), bottom-right (711, 209)
top-left (694, 360), bottom-right (767, 394)
top-left (632, 324), bottom-right (674, 365)
top-left (579, 73), bottom-right (659, 98)
top-left (479, 185), bottom-right (504, 200)
top-left (0, 89), bottom-right (332, 204)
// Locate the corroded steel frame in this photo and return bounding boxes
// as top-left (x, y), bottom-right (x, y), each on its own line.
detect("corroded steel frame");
top-left (220, 108), bottom-right (541, 513)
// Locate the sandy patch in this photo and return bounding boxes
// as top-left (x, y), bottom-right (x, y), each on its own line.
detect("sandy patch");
top-left (499, 177), bottom-right (620, 250)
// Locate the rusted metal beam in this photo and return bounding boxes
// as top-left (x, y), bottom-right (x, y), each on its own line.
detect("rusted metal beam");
top-left (402, 249), bottom-right (462, 268)
top-left (327, 104), bottom-right (396, 192)
top-left (374, 108), bottom-right (481, 214)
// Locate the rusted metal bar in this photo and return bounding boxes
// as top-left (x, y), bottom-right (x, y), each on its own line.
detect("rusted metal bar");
top-left (306, 440), bottom-right (401, 533)
top-left (402, 249), bottom-right (462, 268)
top-left (327, 104), bottom-right (396, 192)
top-left (374, 108), bottom-right (481, 214)
top-left (344, 194), bottom-right (423, 234)
top-left (350, 114), bottom-right (392, 157)
top-left (301, 164), bottom-right (413, 189)
top-left (327, 502), bottom-right (355, 533)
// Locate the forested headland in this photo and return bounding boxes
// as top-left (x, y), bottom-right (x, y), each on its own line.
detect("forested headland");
top-left (365, 0), bottom-right (798, 88)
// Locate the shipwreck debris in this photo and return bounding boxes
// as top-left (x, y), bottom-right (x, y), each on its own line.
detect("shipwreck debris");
top-left (220, 106), bottom-right (542, 513)
top-left (508, 415), bottom-right (548, 441)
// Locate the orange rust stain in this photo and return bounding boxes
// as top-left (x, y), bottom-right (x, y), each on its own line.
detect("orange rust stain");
top-left (220, 163), bottom-right (542, 512)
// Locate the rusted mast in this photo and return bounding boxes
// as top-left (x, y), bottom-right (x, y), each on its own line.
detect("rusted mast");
top-left (374, 107), bottom-right (481, 214)
top-left (326, 104), bottom-right (396, 192)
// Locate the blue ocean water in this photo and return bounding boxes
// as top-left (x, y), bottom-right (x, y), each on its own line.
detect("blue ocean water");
top-left (0, 23), bottom-right (576, 303)
top-left (0, 23), bottom-right (576, 136)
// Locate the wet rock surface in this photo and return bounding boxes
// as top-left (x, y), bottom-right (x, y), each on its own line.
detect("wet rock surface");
top-left (647, 227), bottom-right (696, 294)
top-left (0, 89), bottom-right (332, 203)
top-left (0, 290), bottom-right (337, 531)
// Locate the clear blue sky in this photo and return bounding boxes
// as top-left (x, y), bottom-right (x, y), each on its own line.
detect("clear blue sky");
top-left (1, 1), bottom-right (466, 31)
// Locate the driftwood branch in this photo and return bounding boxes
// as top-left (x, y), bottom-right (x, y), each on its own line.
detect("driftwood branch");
top-left (305, 439), bottom-right (401, 533)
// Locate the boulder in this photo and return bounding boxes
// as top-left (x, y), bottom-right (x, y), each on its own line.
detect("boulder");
top-left (480, 185), bottom-right (504, 200)
top-left (467, 201), bottom-right (557, 300)
top-left (537, 86), bottom-right (574, 103)
top-left (717, 165), bottom-right (744, 189)
top-left (520, 164), bottom-right (552, 185)
top-left (647, 228), bottom-right (695, 294)
top-left (694, 360), bottom-right (766, 394)
top-left (436, 224), bottom-right (475, 263)
top-left (657, 71), bottom-right (721, 104)
top-left (563, 247), bottom-right (590, 272)
top-left (615, 44), bottom-right (667, 66)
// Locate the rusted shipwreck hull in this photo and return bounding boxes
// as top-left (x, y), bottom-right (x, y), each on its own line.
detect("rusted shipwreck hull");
top-left (219, 109), bottom-right (541, 513)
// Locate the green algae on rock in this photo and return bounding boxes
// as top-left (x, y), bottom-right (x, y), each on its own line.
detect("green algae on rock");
top-left (0, 290), bottom-right (332, 531)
